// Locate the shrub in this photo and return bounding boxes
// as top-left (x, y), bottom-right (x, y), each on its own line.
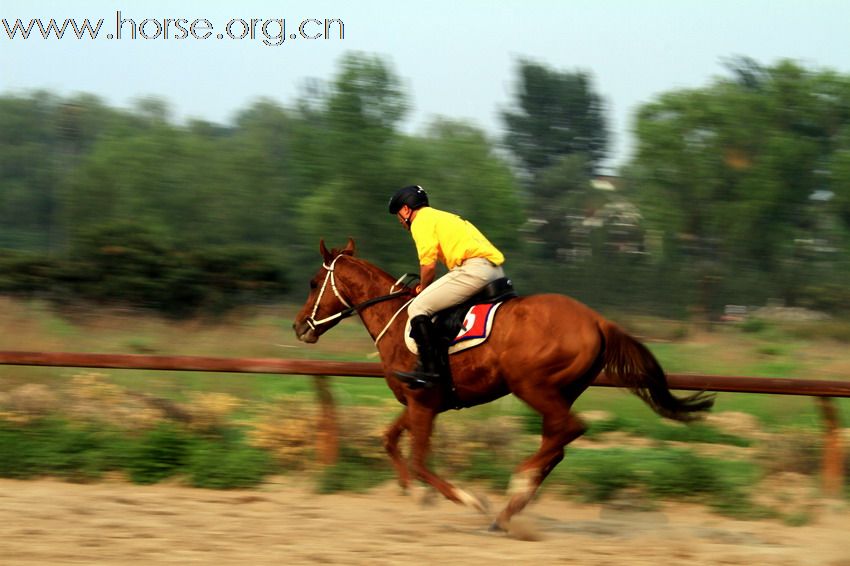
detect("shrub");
top-left (316, 446), bottom-right (394, 493)
top-left (457, 450), bottom-right (513, 490)
top-left (639, 449), bottom-right (727, 497)
top-left (741, 318), bottom-right (768, 333)
top-left (582, 415), bottom-right (752, 447)
top-left (0, 419), bottom-right (120, 481)
top-left (557, 447), bottom-right (761, 514)
top-left (799, 282), bottom-right (850, 315)
top-left (0, 221), bottom-right (290, 317)
top-left (186, 434), bottom-right (272, 489)
top-left (0, 252), bottom-right (60, 296)
top-left (0, 415), bottom-right (277, 488)
top-left (125, 423), bottom-right (192, 484)
top-left (561, 449), bottom-right (638, 501)
top-left (641, 421), bottom-right (752, 447)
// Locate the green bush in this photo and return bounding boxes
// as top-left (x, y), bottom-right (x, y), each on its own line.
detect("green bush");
top-left (741, 318), bottom-right (768, 333)
top-left (457, 450), bottom-right (514, 490)
top-left (639, 449), bottom-right (727, 497)
top-left (186, 435), bottom-right (273, 489)
top-left (557, 447), bottom-right (762, 515)
top-left (126, 423), bottom-right (192, 484)
top-left (0, 420), bottom-right (55, 479)
top-left (641, 421), bottom-right (752, 447)
top-left (582, 415), bottom-right (751, 447)
top-left (584, 415), bottom-right (634, 435)
top-left (799, 282), bottom-right (850, 315)
top-left (0, 418), bottom-right (278, 488)
top-left (784, 319), bottom-right (850, 343)
top-left (0, 419), bottom-right (120, 481)
top-left (563, 449), bottom-right (636, 501)
top-left (0, 252), bottom-right (61, 296)
top-left (316, 446), bottom-right (394, 494)
top-left (44, 424), bottom-right (123, 481)
top-left (0, 221), bottom-right (290, 316)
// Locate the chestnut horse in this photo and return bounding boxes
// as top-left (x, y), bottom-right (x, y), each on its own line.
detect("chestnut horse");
top-left (293, 239), bottom-right (713, 531)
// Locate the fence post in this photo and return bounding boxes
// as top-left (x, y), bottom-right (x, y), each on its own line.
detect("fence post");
top-left (817, 397), bottom-right (844, 497)
top-left (313, 376), bottom-right (339, 465)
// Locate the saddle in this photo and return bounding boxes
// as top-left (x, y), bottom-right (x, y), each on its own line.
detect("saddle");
top-left (432, 277), bottom-right (518, 344)
top-left (400, 277), bottom-right (517, 401)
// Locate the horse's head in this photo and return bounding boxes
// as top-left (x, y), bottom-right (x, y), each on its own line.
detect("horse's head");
top-left (292, 238), bottom-right (357, 343)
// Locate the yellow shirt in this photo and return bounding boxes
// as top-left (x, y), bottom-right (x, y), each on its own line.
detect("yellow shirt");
top-left (410, 207), bottom-right (505, 269)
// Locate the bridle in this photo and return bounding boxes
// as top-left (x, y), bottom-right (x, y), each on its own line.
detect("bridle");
top-left (304, 254), bottom-right (413, 332)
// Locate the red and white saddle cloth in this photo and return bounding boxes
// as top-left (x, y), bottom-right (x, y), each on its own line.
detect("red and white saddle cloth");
top-left (404, 302), bottom-right (504, 355)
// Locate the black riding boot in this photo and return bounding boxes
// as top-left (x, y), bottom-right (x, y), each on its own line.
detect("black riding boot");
top-left (395, 315), bottom-right (445, 389)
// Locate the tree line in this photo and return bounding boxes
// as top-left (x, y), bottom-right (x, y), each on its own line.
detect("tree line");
top-left (1, 53), bottom-right (849, 317)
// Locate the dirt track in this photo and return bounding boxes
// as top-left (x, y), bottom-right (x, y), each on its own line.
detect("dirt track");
top-left (1, 478), bottom-right (848, 565)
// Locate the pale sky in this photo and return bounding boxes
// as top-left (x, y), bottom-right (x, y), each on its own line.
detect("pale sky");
top-left (3, 0), bottom-right (850, 170)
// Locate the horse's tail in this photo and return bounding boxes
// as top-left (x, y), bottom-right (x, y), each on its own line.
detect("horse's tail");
top-left (599, 320), bottom-right (714, 422)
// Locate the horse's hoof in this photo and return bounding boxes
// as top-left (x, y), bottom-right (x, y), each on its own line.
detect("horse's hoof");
top-left (419, 487), bottom-right (438, 507)
top-left (455, 488), bottom-right (490, 515)
top-left (488, 520), bottom-right (507, 533)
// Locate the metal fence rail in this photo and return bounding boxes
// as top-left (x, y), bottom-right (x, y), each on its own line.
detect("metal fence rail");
top-left (0, 350), bottom-right (846, 494)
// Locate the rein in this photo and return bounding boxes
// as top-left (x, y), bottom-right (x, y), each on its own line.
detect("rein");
top-left (305, 255), bottom-right (414, 332)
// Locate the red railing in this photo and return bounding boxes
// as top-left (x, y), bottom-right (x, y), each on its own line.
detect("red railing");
top-left (0, 351), bottom-right (846, 494)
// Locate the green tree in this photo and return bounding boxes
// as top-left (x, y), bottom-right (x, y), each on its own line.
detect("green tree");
top-left (0, 92), bottom-right (63, 250)
top-left (522, 154), bottom-right (596, 261)
top-left (502, 59), bottom-right (609, 176)
top-left (630, 59), bottom-right (850, 308)
top-left (64, 105), bottom-right (295, 253)
top-left (295, 53), bottom-right (409, 272)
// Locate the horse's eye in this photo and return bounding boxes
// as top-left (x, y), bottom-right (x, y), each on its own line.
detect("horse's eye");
top-left (310, 280), bottom-right (318, 290)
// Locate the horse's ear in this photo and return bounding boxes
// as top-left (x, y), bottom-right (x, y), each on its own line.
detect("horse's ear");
top-left (342, 238), bottom-right (356, 256)
top-left (319, 239), bottom-right (332, 262)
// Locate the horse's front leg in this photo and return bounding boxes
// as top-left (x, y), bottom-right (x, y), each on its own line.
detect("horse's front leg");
top-left (406, 400), bottom-right (489, 514)
top-left (382, 408), bottom-right (411, 491)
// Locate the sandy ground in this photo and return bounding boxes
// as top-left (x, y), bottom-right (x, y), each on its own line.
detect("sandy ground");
top-left (0, 478), bottom-right (848, 565)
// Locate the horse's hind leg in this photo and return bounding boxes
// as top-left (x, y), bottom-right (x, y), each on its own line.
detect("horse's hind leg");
top-left (492, 391), bottom-right (587, 531)
top-left (383, 408), bottom-right (411, 490)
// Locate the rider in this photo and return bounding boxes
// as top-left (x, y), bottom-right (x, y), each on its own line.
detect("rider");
top-left (388, 185), bottom-right (506, 389)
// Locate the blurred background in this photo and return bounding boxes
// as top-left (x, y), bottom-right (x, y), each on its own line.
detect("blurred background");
top-left (0, 2), bottom-right (849, 548)
top-left (1, 0), bottom-right (849, 320)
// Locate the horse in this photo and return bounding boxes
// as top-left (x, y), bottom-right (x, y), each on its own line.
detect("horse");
top-left (292, 238), bottom-right (713, 531)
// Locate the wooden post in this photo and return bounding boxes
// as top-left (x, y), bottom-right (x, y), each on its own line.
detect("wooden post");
top-left (817, 397), bottom-right (844, 497)
top-left (313, 376), bottom-right (339, 466)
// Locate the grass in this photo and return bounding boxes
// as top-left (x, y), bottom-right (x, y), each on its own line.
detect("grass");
top-left (316, 445), bottom-right (395, 494)
top-left (0, 418), bottom-right (274, 488)
top-left (580, 415), bottom-right (752, 446)
top-left (4, 297), bottom-right (848, 391)
top-left (0, 418), bottom-right (123, 481)
top-left (3, 297), bottom-right (848, 435)
top-left (569, 446), bottom-right (750, 496)
top-left (0, 297), bottom-right (847, 512)
top-left (550, 446), bottom-right (770, 518)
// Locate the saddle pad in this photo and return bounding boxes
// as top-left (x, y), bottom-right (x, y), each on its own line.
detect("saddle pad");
top-left (404, 302), bottom-right (504, 355)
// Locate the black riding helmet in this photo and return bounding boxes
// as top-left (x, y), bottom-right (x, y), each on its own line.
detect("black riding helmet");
top-left (388, 185), bottom-right (429, 214)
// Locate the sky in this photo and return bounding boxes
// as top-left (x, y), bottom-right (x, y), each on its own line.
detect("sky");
top-left (3, 0), bottom-right (850, 170)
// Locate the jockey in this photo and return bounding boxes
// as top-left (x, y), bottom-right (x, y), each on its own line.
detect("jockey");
top-left (388, 185), bottom-right (506, 389)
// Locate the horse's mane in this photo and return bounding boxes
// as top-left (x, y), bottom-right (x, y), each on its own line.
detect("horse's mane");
top-left (331, 249), bottom-right (414, 295)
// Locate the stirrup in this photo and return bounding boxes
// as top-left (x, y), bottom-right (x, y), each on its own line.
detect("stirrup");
top-left (394, 368), bottom-right (440, 390)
